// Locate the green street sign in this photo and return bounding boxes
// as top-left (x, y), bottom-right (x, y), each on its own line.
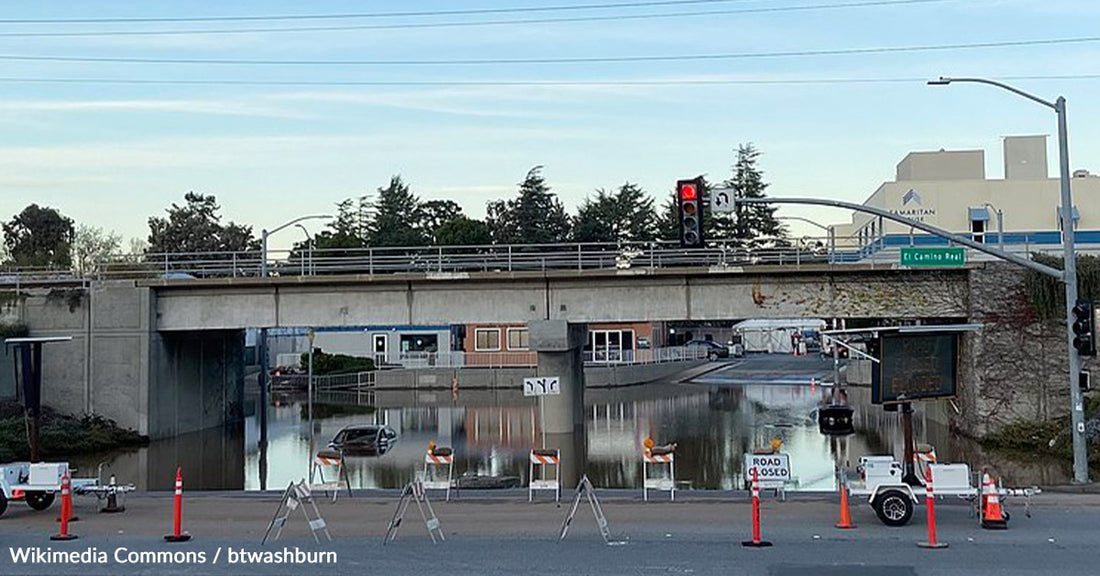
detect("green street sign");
top-left (900, 247), bottom-right (966, 267)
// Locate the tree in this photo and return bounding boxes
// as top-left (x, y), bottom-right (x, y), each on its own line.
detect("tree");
top-left (418, 199), bottom-right (464, 244)
top-left (2, 204), bottom-right (74, 268)
top-left (723, 144), bottom-right (786, 242)
top-left (436, 217), bottom-right (493, 246)
top-left (147, 192), bottom-right (258, 255)
top-left (72, 224), bottom-right (122, 274)
top-left (655, 192), bottom-right (680, 242)
top-left (486, 166), bottom-right (571, 244)
top-left (572, 182), bottom-right (656, 243)
top-left (366, 175), bottom-right (426, 247)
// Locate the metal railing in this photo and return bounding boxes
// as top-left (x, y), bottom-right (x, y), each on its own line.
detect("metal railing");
top-left (271, 370), bottom-right (376, 392)
top-left (391, 345), bottom-right (709, 369)
top-left (76, 239), bottom-right (836, 280)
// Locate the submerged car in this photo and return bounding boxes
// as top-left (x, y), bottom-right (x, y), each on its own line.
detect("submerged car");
top-left (328, 425), bottom-right (398, 455)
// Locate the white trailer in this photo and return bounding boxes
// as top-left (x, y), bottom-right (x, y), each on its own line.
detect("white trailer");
top-left (0, 462), bottom-right (129, 517)
top-left (847, 456), bottom-right (1032, 526)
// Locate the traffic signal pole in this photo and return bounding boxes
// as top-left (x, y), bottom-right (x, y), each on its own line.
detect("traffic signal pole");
top-left (729, 194), bottom-right (1088, 483)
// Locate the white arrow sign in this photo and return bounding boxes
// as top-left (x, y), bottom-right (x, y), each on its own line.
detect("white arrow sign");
top-left (712, 190), bottom-right (736, 213)
top-left (523, 377), bottom-right (561, 397)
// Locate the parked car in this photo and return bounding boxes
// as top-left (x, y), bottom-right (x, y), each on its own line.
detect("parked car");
top-left (328, 425), bottom-right (398, 455)
top-left (684, 339), bottom-right (730, 360)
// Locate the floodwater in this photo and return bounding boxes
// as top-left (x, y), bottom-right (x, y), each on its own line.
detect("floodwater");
top-left (74, 355), bottom-right (1074, 492)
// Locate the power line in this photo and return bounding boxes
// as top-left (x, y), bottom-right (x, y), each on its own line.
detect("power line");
top-left (0, 36), bottom-right (1095, 66)
top-left (0, 74), bottom-right (1094, 87)
top-left (0, 0), bottom-right (757, 23)
top-left (0, 0), bottom-right (954, 38)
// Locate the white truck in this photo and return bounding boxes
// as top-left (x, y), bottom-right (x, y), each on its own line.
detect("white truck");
top-left (0, 462), bottom-right (110, 517)
top-left (847, 455), bottom-right (1029, 527)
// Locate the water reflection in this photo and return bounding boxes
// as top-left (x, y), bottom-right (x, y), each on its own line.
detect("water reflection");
top-left (77, 368), bottom-right (1076, 491)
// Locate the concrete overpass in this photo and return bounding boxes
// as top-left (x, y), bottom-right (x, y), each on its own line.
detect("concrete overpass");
top-left (4, 262), bottom-right (1046, 454)
top-left (147, 264), bottom-right (970, 331)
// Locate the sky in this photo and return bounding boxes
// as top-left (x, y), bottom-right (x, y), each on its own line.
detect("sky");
top-left (0, 0), bottom-right (1098, 250)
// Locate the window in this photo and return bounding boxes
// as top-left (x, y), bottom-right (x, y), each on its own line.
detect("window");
top-left (971, 219), bottom-right (985, 244)
top-left (507, 328), bottom-right (529, 351)
top-left (475, 328), bottom-right (501, 351)
top-left (400, 334), bottom-right (438, 353)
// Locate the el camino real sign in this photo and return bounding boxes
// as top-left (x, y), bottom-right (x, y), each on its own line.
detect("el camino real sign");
top-left (899, 247), bottom-right (966, 268)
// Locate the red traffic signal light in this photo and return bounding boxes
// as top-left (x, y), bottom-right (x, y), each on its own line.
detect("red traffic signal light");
top-left (679, 182), bottom-right (697, 201)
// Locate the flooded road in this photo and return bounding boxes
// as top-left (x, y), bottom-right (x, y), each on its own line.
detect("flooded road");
top-left (76, 355), bottom-right (1074, 491)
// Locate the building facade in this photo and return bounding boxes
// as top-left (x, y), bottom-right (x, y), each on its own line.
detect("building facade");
top-left (830, 135), bottom-right (1100, 255)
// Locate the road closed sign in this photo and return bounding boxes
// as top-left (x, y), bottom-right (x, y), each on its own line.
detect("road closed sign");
top-left (742, 453), bottom-right (791, 488)
top-left (523, 377), bottom-right (561, 397)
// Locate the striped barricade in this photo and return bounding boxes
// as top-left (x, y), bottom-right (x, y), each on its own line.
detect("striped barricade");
top-left (310, 449), bottom-right (352, 503)
top-left (643, 446), bottom-right (676, 501)
top-left (529, 449), bottom-right (561, 503)
top-left (422, 447), bottom-right (455, 501)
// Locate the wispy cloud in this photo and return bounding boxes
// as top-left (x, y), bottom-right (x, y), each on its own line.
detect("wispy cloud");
top-left (0, 98), bottom-right (307, 118)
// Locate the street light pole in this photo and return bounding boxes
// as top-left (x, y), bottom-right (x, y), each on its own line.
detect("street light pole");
top-left (259, 214), bottom-right (333, 278)
top-left (307, 328), bottom-right (316, 481)
top-left (930, 77), bottom-right (1086, 483)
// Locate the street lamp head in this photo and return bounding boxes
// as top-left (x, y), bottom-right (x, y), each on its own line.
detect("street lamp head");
top-left (927, 77), bottom-right (952, 86)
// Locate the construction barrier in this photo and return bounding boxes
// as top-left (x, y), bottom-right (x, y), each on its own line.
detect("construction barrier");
top-left (310, 449), bottom-right (353, 503)
top-left (980, 473), bottom-right (1008, 530)
top-left (384, 480), bottom-right (445, 544)
top-left (529, 449), bottom-right (561, 503)
top-left (164, 467), bottom-right (191, 543)
top-left (642, 445), bottom-right (676, 502)
top-left (559, 475), bottom-right (623, 545)
top-left (422, 445), bottom-right (455, 502)
top-left (917, 470), bottom-right (947, 549)
top-left (741, 467), bottom-right (772, 547)
top-left (50, 474), bottom-right (77, 541)
top-left (262, 481), bottom-right (332, 545)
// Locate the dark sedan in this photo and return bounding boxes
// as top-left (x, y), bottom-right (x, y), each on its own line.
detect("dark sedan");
top-left (328, 425), bottom-right (398, 455)
top-left (684, 339), bottom-right (730, 360)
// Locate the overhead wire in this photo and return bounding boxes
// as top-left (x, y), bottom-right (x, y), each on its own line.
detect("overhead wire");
top-left (0, 36), bottom-right (1094, 66)
top-left (0, 0), bottom-right (955, 37)
top-left (0, 74), bottom-right (1094, 88)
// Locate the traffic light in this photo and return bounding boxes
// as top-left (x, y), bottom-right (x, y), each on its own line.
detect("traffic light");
top-left (1072, 300), bottom-right (1096, 356)
top-left (677, 178), bottom-right (705, 248)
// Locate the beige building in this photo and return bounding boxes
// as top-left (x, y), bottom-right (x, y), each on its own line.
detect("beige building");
top-left (830, 135), bottom-right (1100, 254)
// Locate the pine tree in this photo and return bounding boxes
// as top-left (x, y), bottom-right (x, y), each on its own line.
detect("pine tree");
top-left (366, 175), bottom-right (427, 247)
top-left (487, 166), bottom-right (571, 244)
top-left (572, 182), bottom-right (656, 243)
top-left (725, 144), bottom-right (786, 243)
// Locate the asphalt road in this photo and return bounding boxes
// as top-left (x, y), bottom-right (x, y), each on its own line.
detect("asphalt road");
top-left (692, 354), bottom-right (840, 387)
top-left (0, 490), bottom-right (1095, 575)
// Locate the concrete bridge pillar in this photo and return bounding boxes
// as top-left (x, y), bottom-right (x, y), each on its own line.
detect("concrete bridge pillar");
top-left (529, 319), bottom-right (587, 488)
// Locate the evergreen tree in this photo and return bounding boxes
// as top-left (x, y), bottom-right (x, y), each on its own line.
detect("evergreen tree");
top-left (723, 144), bottom-right (786, 243)
top-left (655, 193), bottom-right (680, 243)
top-left (3, 204), bottom-right (75, 267)
top-left (146, 192), bottom-right (257, 256)
top-left (366, 175), bottom-right (427, 247)
top-left (436, 217), bottom-right (493, 246)
top-left (486, 166), bottom-right (571, 244)
top-left (572, 182), bottom-right (656, 243)
top-left (417, 199), bottom-right (464, 244)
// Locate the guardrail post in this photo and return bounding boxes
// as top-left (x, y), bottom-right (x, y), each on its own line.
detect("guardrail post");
top-left (369, 248), bottom-right (374, 275)
top-left (163, 253), bottom-right (169, 275)
top-left (232, 253), bottom-right (238, 278)
top-left (438, 246), bottom-right (443, 272)
top-left (578, 244), bottom-right (583, 271)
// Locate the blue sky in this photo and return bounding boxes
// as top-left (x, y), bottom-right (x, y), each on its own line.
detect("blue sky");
top-left (1, 0), bottom-right (1098, 249)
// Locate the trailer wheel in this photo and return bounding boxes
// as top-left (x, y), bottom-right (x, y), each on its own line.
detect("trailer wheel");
top-left (25, 491), bottom-right (55, 511)
top-left (0, 491), bottom-right (7, 517)
top-left (872, 490), bottom-right (913, 527)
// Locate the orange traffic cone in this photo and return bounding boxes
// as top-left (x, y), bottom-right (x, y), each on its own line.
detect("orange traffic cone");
top-left (835, 478), bottom-right (855, 529)
top-left (810, 378), bottom-right (817, 393)
top-left (981, 473), bottom-right (1008, 530)
top-left (50, 474), bottom-right (77, 541)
